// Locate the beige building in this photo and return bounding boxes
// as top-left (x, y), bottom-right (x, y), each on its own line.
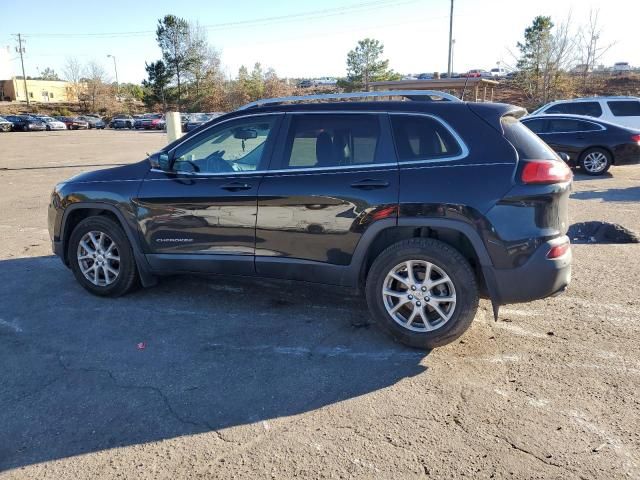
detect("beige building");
top-left (0, 77), bottom-right (78, 103)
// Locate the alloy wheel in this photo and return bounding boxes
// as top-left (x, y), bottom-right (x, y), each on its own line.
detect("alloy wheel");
top-left (583, 152), bottom-right (608, 173)
top-left (382, 260), bottom-right (457, 332)
top-left (77, 231), bottom-right (120, 286)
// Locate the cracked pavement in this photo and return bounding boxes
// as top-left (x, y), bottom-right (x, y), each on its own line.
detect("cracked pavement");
top-left (1, 130), bottom-right (639, 479)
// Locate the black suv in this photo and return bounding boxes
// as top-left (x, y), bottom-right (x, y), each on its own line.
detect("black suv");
top-left (48, 91), bottom-right (573, 349)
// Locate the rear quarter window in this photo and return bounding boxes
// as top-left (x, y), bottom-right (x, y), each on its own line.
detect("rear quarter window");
top-left (607, 101), bottom-right (640, 117)
top-left (390, 115), bottom-right (462, 162)
top-left (501, 116), bottom-right (557, 160)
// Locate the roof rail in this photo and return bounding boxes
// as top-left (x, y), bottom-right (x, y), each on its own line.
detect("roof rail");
top-left (237, 90), bottom-right (461, 110)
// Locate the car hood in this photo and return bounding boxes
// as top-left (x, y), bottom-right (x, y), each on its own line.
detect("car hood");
top-left (64, 159), bottom-right (150, 184)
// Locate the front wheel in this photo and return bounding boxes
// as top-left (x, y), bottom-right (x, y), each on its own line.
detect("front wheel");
top-left (580, 148), bottom-right (611, 175)
top-left (68, 216), bottom-right (138, 297)
top-left (366, 238), bottom-right (479, 349)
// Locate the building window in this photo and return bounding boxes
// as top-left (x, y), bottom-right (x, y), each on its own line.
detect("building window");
top-left (50, 92), bottom-right (54, 99)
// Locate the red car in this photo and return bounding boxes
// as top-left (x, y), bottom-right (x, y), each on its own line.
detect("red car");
top-left (55, 116), bottom-right (89, 130)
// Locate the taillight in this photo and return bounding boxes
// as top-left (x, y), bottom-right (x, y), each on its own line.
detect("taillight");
top-left (521, 160), bottom-right (572, 184)
top-left (547, 241), bottom-right (570, 259)
top-left (631, 134), bottom-right (640, 145)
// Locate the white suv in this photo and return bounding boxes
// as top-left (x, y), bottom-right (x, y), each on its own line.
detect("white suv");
top-left (530, 97), bottom-right (640, 129)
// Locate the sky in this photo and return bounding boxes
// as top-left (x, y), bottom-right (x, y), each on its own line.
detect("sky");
top-left (1, 0), bottom-right (639, 84)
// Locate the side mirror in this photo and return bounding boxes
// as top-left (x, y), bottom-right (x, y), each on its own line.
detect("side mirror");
top-left (149, 152), bottom-right (172, 171)
top-left (158, 153), bottom-right (171, 171)
top-left (557, 152), bottom-right (570, 163)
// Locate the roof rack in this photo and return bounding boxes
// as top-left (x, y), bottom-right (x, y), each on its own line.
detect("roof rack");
top-left (237, 90), bottom-right (461, 110)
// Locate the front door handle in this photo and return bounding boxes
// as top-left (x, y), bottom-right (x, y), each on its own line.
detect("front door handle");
top-left (220, 182), bottom-right (252, 191)
top-left (350, 179), bottom-right (390, 190)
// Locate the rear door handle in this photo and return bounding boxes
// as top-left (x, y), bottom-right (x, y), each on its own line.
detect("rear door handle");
top-left (220, 182), bottom-right (252, 191)
top-left (350, 179), bottom-right (390, 190)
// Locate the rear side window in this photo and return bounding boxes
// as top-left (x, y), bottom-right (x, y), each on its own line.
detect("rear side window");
top-left (546, 102), bottom-right (603, 117)
top-left (547, 119), bottom-right (601, 133)
top-left (284, 114), bottom-right (381, 169)
top-left (607, 101), bottom-right (640, 117)
top-left (501, 116), bottom-right (556, 160)
top-left (391, 115), bottom-right (462, 162)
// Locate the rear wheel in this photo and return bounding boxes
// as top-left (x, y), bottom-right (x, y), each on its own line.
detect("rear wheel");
top-left (68, 216), bottom-right (138, 297)
top-left (580, 148), bottom-right (611, 175)
top-left (366, 238), bottom-right (479, 349)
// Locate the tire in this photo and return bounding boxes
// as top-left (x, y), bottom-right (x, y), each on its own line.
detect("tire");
top-left (365, 238), bottom-right (479, 349)
top-left (579, 148), bottom-right (611, 176)
top-left (68, 216), bottom-right (138, 297)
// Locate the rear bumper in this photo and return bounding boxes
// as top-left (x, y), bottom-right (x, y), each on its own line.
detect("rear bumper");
top-left (484, 236), bottom-right (572, 304)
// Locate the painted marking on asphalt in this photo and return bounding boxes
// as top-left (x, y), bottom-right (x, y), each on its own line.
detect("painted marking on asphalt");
top-left (205, 343), bottom-right (423, 360)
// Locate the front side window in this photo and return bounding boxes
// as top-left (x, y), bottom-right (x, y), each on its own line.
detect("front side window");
top-left (173, 116), bottom-right (276, 174)
top-left (391, 115), bottom-right (462, 162)
top-left (607, 101), bottom-right (640, 117)
top-left (283, 114), bottom-right (381, 169)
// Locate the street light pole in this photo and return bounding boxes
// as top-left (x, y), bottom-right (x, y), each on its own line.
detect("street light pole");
top-left (447, 0), bottom-right (454, 78)
top-left (107, 54), bottom-right (119, 97)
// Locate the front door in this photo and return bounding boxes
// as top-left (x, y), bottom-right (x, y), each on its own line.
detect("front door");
top-left (136, 114), bottom-right (282, 274)
top-left (255, 112), bottom-right (399, 284)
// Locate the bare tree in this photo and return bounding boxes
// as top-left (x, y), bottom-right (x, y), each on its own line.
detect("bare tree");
top-left (578, 9), bottom-right (614, 83)
top-left (63, 57), bottom-right (84, 102)
top-left (83, 61), bottom-right (110, 112)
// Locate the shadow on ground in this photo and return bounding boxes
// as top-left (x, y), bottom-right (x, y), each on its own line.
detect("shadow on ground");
top-left (571, 186), bottom-right (640, 202)
top-left (0, 256), bottom-right (427, 471)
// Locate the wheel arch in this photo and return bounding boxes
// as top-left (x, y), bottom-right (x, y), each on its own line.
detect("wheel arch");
top-left (353, 218), bottom-right (494, 298)
top-left (61, 203), bottom-right (156, 286)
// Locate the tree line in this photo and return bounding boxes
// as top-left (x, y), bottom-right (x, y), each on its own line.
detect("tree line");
top-left (512, 8), bottom-right (615, 107)
top-left (142, 14), bottom-right (400, 112)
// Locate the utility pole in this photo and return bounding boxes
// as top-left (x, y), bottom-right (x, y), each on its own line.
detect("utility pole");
top-left (107, 54), bottom-right (119, 98)
top-left (15, 34), bottom-right (29, 106)
top-left (447, 0), bottom-right (454, 78)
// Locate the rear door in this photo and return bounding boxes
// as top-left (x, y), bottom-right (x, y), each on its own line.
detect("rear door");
top-left (255, 112), bottom-right (398, 284)
top-left (540, 118), bottom-right (604, 161)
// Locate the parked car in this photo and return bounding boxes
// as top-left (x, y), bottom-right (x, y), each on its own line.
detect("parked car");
top-left (55, 116), bottom-right (89, 130)
top-left (613, 62), bottom-right (631, 73)
top-left (77, 115), bottom-right (105, 129)
top-left (35, 115), bottom-right (67, 131)
top-left (465, 69), bottom-right (491, 78)
top-left (181, 113), bottom-right (191, 132)
top-left (185, 113), bottom-right (214, 132)
top-left (109, 115), bottom-right (134, 129)
top-left (134, 113), bottom-right (161, 130)
top-left (417, 73), bottom-right (434, 80)
top-left (48, 90), bottom-right (573, 349)
top-left (0, 116), bottom-right (12, 132)
top-left (521, 114), bottom-right (640, 175)
top-left (4, 115), bottom-right (46, 131)
top-left (489, 67), bottom-right (507, 78)
top-left (529, 97), bottom-right (640, 130)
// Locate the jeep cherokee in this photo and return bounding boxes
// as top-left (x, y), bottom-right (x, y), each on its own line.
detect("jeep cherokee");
top-left (48, 90), bottom-right (572, 349)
